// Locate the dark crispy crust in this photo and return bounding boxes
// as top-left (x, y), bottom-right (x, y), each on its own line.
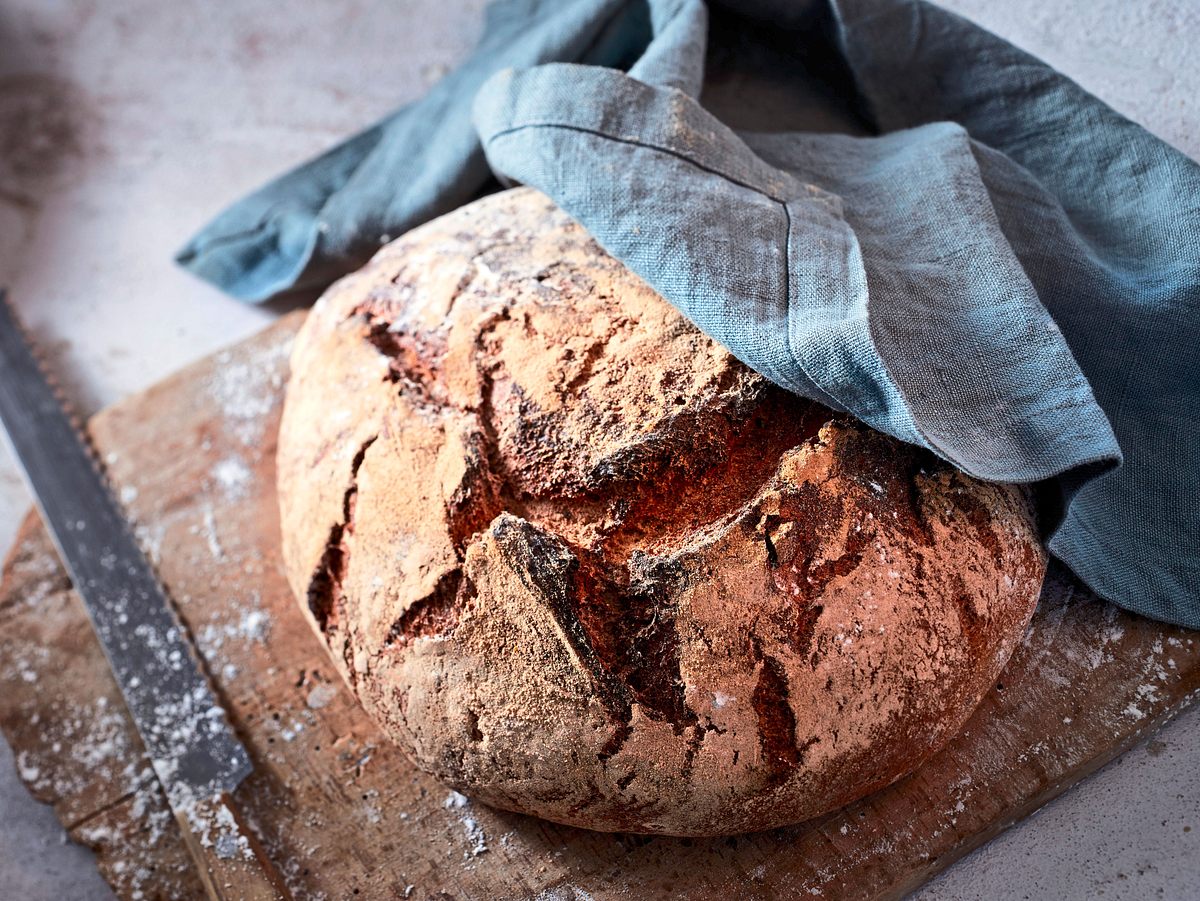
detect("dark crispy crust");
top-left (277, 188), bottom-right (1046, 835)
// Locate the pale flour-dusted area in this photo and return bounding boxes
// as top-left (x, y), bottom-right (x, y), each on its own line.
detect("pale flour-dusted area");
top-left (0, 1), bottom-right (1196, 898)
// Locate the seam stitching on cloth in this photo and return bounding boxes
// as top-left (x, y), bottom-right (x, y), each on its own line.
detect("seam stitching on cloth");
top-left (485, 121), bottom-right (786, 201)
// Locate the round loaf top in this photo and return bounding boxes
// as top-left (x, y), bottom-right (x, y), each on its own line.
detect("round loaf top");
top-left (277, 188), bottom-right (1045, 835)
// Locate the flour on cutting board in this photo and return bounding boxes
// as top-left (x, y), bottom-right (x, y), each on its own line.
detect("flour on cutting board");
top-left (306, 682), bottom-right (338, 709)
top-left (360, 788), bottom-right (383, 824)
top-left (444, 790), bottom-right (489, 858)
top-left (4, 694), bottom-right (138, 800)
top-left (195, 503), bottom-right (224, 559)
top-left (204, 335), bottom-right (292, 448)
top-left (530, 887), bottom-right (599, 901)
top-left (211, 454), bottom-right (252, 500)
top-left (133, 521), bottom-right (166, 566)
top-left (1, 548), bottom-right (65, 610)
top-left (196, 591), bottom-right (272, 655)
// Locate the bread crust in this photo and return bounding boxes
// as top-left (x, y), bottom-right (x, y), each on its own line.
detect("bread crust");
top-left (277, 188), bottom-right (1045, 835)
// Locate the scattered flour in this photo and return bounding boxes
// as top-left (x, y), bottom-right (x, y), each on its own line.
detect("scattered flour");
top-left (205, 338), bottom-right (292, 447)
top-left (530, 886), bottom-right (597, 901)
top-left (133, 522), bottom-right (166, 565)
top-left (444, 791), bottom-right (488, 858)
top-left (362, 788), bottom-right (383, 825)
top-left (16, 750), bottom-right (40, 783)
top-left (193, 503), bottom-right (224, 559)
top-left (197, 595), bottom-right (272, 656)
top-left (211, 455), bottom-right (252, 500)
top-left (306, 683), bottom-right (339, 710)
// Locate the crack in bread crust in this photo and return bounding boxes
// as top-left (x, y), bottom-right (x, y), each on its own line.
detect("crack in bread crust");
top-left (305, 435), bottom-right (377, 685)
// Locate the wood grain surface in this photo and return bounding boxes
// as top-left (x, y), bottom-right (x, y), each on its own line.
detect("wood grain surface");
top-left (1, 312), bottom-right (1196, 901)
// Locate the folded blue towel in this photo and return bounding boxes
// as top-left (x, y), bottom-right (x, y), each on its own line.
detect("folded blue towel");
top-left (178, 0), bottom-right (1200, 628)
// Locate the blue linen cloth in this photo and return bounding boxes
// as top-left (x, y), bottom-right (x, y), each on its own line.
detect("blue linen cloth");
top-left (178, 0), bottom-right (1200, 628)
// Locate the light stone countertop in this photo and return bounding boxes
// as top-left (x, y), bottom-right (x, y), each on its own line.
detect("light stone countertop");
top-left (0, 1), bottom-right (1195, 898)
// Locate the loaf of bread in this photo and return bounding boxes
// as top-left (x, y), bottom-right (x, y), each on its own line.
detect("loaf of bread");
top-left (277, 188), bottom-right (1045, 836)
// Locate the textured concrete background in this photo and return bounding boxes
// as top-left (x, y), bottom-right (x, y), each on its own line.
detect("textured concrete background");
top-left (0, 1), bottom-right (1196, 898)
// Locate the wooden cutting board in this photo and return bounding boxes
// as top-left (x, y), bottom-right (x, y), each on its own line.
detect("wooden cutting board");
top-left (1, 312), bottom-right (1197, 901)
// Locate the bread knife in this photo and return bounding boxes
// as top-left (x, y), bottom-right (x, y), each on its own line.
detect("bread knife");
top-left (0, 290), bottom-right (290, 900)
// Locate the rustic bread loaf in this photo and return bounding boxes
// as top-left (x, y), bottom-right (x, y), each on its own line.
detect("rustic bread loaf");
top-left (277, 188), bottom-right (1045, 836)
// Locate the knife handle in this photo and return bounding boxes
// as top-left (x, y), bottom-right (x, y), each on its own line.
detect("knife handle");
top-left (173, 793), bottom-right (293, 901)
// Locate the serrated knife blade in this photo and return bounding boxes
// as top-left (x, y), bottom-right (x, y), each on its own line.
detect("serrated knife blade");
top-left (0, 290), bottom-right (288, 899)
top-left (0, 290), bottom-right (250, 797)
